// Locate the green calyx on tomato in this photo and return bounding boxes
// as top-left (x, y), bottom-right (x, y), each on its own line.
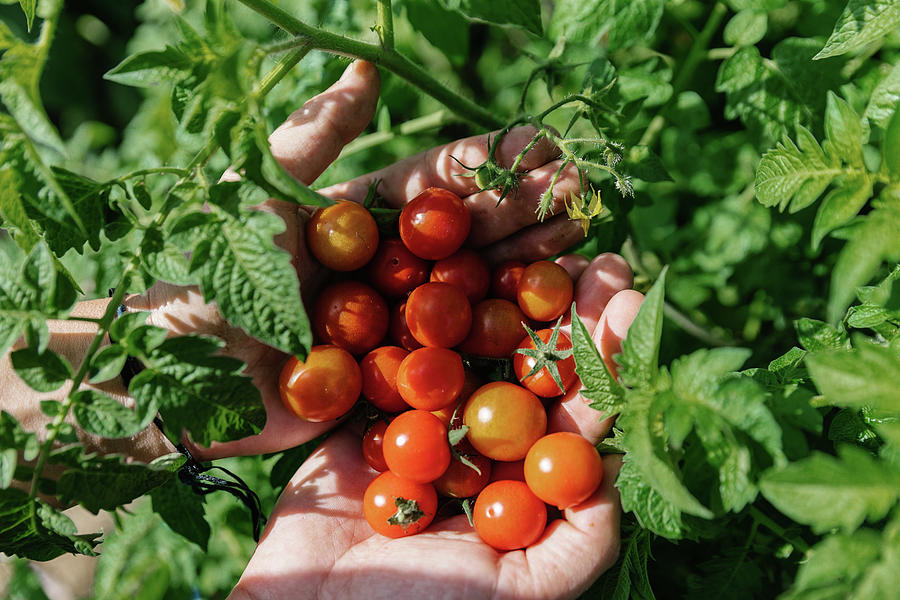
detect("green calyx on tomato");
top-left (386, 496), bottom-right (426, 529)
top-left (513, 319), bottom-right (576, 397)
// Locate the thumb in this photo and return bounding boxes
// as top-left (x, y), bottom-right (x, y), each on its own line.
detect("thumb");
top-left (269, 60), bottom-right (381, 185)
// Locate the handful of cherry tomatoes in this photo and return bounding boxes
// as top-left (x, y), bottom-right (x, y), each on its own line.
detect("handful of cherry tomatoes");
top-left (280, 187), bottom-right (604, 551)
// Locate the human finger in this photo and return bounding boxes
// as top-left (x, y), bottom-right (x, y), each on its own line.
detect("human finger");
top-left (318, 125), bottom-right (561, 204)
top-left (555, 254), bottom-right (590, 281)
top-left (548, 288), bottom-right (644, 444)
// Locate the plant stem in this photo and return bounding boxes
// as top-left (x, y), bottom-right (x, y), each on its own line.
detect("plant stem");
top-left (338, 110), bottom-right (455, 158)
top-left (376, 0), bottom-right (394, 50)
top-left (28, 280), bottom-right (135, 498)
top-left (236, 0), bottom-right (503, 130)
top-left (639, 2), bottom-right (728, 148)
top-left (749, 506), bottom-right (811, 554)
top-left (255, 44), bottom-right (312, 99)
top-left (111, 167), bottom-right (191, 184)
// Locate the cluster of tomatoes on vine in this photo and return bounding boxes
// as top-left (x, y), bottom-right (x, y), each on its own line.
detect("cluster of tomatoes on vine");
top-left (279, 187), bottom-right (604, 551)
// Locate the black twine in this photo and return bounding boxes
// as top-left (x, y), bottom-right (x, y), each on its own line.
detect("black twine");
top-left (109, 289), bottom-right (267, 541)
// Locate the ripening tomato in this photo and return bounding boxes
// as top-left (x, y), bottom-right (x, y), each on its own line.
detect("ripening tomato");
top-left (367, 238), bottom-right (429, 298)
top-left (388, 301), bottom-right (423, 351)
top-left (463, 382), bottom-right (547, 461)
top-left (513, 329), bottom-right (577, 397)
top-left (490, 459), bottom-right (526, 483)
top-left (362, 419), bottom-right (390, 472)
top-left (524, 432), bottom-right (603, 509)
top-left (490, 260), bottom-right (526, 303)
top-left (517, 261), bottom-right (574, 322)
top-left (458, 298), bottom-right (527, 358)
top-left (399, 187), bottom-right (471, 260)
top-left (473, 480), bottom-right (547, 551)
top-left (360, 346), bottom-right (410, 413)
top-left (364, 471), bottom-right (437, 538)
top-left (306, 200), bottom-right (379, 271)
top-left (313, 281), bottom-right (389, 355)
top-left (279, 345), bottom-right (361, 422)
top-left (434, 453), bottom-right (492, 498)
top-left (429, 249), bottom-right (490, 303)
top-left (383, 410), bottom-right (451, 483)
top-left (396, 347), bottom-right (464, 411)
top-left (405, 282), bottom-right (472, 348)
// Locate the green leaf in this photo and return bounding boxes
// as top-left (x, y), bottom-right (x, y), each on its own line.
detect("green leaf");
top-left (805, 337), bottom-right (900, 413)
top-left (72, 390), bottom-right (157, 439)
top-left (52, 447), bottom-right (176, 514)
top-left (865, 62), bottom-right (900, 128)
top-left (549, 0), bottom-right (664, 51)
top-left (0, 243), bottom-right (75, 357)
top-left (190, 183), bottom-right (312, 358)
top-left (0, 411), bottom-right (39, 489)
top-left (781, 529), bottom-right (883, 599)
top-left (149, 474), bottom-right (210, 551)
top-left (755, 127), bottom-right (842, 213)
top-left (0, 488), bottom-right (97, 560)
top-left (140, 226), bottom-right (196, 286)
top-left (760, 445), bottom-right (900, 533)
top-left (815, 0), bottom-right (900, 60)
top-left (406, 0), bottom-right (470, 65)
top-left (0, 168), bottom-right (41, 252)
top-left (109, 311), bottom-right (150, 343)
top-left (829, 204), bottom-right (900, 323)
top-left (824, 92), bottom-right (866, 167)
top-left (794, 318), bottom-right (846, 352)
top-left (723, 10), bottom-right (767, 47)
top-left (617, 267), bottom-right (667, 390)
top-left (128, 334), bottom-right (265, 447)
top-left (883, 101), bottom-right (900, 178)
top-left (571, 305), bottom-right (625, 416)
top-left (18, 0), bottom-right (35, 31)
top-left (811, 174), bottom-right (873, 251)
top-left (441, 0), bottom-right (542, 34)
top-left (9, 347), bottom-right (72, 392)
top-left (88, 344), bottom-right (128, 384)
top-left (616, 455), bottom-right (686, 538)
top-left (104, 46), bottom-right (193, 88)
top-left (619, 392), bottom-right (714, 521)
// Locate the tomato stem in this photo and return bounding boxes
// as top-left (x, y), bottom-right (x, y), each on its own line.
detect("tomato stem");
top-left (375, 0), bottom-right (394, 50)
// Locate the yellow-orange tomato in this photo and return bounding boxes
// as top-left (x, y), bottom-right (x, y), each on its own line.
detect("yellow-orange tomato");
top-left (278, 345), bottom-right (361, 422)
top-left (306, 200), bottom-right (379, 271)
top-left (524, 432), bottom-right (603, 508)
top-left (462, 381), bottom-right (547, 461)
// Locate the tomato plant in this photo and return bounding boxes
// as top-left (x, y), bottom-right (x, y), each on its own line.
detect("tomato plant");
top-left (395, 346), bottom-right (464, 411)
top-left (513, 329), bottom-right (577, 397)
top-left (363, 471), bottom-right (437, 538)
top-left (517, 261), bottom-right (574, 322)
top-left (278, 345), bottom-right (361, 422)
top-left (405, 282), bottom-right (472, 348)
top-left (524, 432), bottom-right (603, 509)
top-left (306, 200), bottom-right (379, 271)
top-left (399, 187), bottom-right (471, 260)
top-left (472, 480), bottom-right (547, 551)
top-left (463, 381), bottom-right (547, 461)
top-left (382, 409), bottom-right (451, 483)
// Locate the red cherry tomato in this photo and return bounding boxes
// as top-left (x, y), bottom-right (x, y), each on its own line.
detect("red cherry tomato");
top-left (383, 410), bottom-right (451, 483)
top-left (490, 260), bottom-right (526, 302)
top-left (360, 346), bottom-right (411, 413)
top-left (490, 459), bottom-right (526, 483)
top-left (434, 453), bottom-right (492, 498)
top-left (405, 282), bottom-right (472, 348)
top-left (312, 281), bottom-right (389, 355)
top-left (517, 261), bottom-right (574, 322)
top-left (306, 200), bottom-right (379, 271)
top-left (362, 420), bottom-right (390, 472)
top-left (388, 301), bottom-right (424, 351)
top-left (524, 432), bottom-right (603, 509)
top-left (513, 329), bottom-right (577, 397)
top-left (278, 345), bottom-right (361, 422)
top-left (458, 298), bottom-right (527, 358)
top-left (399, 187), bottom-right (471, 260)
top-left (429, 249), bottom-right (490, 303)
top-left (473, 480), bottom-right (547, 551)
top-left (367, 238), bottom-right (429, 298)
top-left (396, 347), bottom-right (465, 411)
top-left (364, 471), bottom-right (437, 538)
top-left (463, 382), bottom-right (547, 461)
